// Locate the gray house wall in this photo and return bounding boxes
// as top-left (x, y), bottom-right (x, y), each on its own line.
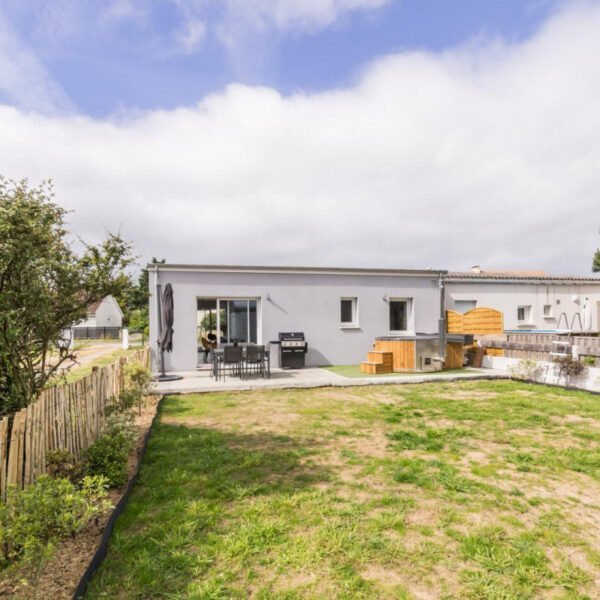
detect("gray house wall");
top-left (149, 265), bottom-right (444, 372)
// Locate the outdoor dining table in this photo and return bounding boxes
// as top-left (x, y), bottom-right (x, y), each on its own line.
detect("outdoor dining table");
top-left (211, 346), bottom-right (271, 380)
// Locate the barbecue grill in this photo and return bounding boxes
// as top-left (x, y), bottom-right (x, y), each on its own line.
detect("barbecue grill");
top-left (278, 332), bottom-right (307, 369)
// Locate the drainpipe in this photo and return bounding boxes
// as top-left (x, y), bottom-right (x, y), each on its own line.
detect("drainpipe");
top-left (438, 272), bottom-right (447, 363)
top-left (152, 264), bottom-right (162, 374)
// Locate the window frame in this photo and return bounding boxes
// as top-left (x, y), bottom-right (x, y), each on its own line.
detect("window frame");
top-left (454, 300), bottom-right (478, 314)
top-left (517, 305), bottom-right (532, 324)
top-left (389, 298), bottom-right (413, 334)
top-left (340, 297), bottom-right (359, 329)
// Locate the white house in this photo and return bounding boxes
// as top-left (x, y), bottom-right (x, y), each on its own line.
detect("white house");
top-left (445, 268), bottom-right (600, 332)
top-left (148, 263), bottom-right (447, 372)
top-left (78, 295), bottom-right (124, 329)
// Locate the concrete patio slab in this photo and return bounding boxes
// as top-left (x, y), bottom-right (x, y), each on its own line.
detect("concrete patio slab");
top-left (153, 366), bottom-right (510, 395)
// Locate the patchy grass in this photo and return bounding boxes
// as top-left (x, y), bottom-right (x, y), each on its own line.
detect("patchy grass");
top-left (323, 365), bottom-right (469, 378)
top-left (58, 347), bottom-right (139, 384)
top-left (87, 381), bottom-right (600, 599)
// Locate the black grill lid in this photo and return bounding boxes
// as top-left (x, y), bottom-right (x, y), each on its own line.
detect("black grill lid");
top-left (278, 332), bottom-right (305, 340)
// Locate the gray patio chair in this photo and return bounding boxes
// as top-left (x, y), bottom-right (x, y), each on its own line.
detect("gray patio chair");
top-left (244, 345), bottom-right (265, 379)
top-left (218, 345), bottom-right (243, 381)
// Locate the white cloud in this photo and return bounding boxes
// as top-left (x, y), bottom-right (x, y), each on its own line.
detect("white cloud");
top-left (1, 2), bottom-right (600, 273)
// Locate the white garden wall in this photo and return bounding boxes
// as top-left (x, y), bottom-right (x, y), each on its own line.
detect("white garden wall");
top-left (482, 355), bottom-right (600, 393)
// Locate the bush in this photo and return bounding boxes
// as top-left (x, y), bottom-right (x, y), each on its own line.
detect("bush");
top-left (0, 475), bottom-right (110, 566)
top-left (84, 412), bottom-right (136, 487)
top-left (46, 449), bottom-right (84, 483)
top-left (509, 359), bottom-right (541, 381)
top-left (553, 355), bottom-right (587, 381)
top-left (124, 361), bottom-right (152, 414)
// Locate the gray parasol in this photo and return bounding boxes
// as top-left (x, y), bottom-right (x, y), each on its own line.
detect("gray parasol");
top-left (159, 283), bottom-right (174, 353)
top-left (156, 282), bottom-right (182, 381)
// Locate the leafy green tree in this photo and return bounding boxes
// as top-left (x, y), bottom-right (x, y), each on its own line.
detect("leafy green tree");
top-left (593, 248), bottom-right (600, 272)
top-left (0, 177), bottom-right (133, 414)
top-left (125, 258), bottom-right (164, 333)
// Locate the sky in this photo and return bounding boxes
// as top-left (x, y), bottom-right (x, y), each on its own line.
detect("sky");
top-left (0, 0), bottom-right (599, 274)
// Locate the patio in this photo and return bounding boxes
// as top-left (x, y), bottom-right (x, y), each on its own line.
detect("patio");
top-left (153, 366), bottom-right (507, 394)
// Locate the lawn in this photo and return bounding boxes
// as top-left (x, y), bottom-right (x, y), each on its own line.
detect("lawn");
top-left (87, 381), bottom-right (600, 599)
top-left (323, 365), bottom-right (469, 378)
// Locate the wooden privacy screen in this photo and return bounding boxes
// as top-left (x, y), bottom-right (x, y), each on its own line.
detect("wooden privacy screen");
top-left (446, 307), bottom-right (504, 335)
top-left (0, 347), bottom-right (150, 499)
top-left (373, 340), bottom-right (416, 370)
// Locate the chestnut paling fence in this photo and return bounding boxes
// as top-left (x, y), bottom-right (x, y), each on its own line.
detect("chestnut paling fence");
top-left (0, 347), bottom-right (150, 499)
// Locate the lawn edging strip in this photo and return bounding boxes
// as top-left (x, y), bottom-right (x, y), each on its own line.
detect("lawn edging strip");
top-left (72, 396), bottom-right (164, 600)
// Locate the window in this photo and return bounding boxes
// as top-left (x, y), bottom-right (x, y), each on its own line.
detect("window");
top-left (517, 305), bottom-right (531, 323)
top-left (197, 298), bottom-right (258, 345)
top-left (454, 300), bottom-right (477, 314)
top-left (543, 304), bottom-right (553, 317)
top-left (340, 297), bottom-right (358, 327)
top-left (389, 299), bottom-right (411, 332)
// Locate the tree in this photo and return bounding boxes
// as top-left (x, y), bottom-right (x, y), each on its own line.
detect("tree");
top-left (593, 248), bottom-right (600, 272)
top-left (0, 177), bottom-right (133, 414)
top-left (125, 258), bottom-right (164, 334)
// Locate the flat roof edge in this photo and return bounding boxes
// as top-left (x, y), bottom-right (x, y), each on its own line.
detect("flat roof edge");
top-left (446, 277), bottom-right (600, 284)
top-left (149, 263), bottom-right (448, 276)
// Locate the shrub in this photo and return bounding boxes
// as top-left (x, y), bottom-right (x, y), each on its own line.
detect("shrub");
top-left (124, 361), bottom-right (152, 414)
top-left (0, 475), bottom-right (110, 566)
top-left (46, 449), bottom-right (84, 483)
top-left (106, 388), bottom-right (137, 416)
top-left (84, 412), bottom-right (136, 487)
top-left (509, 359), bottom-right (541, 381)
top-left (553, 355), bottom-right (587, 381)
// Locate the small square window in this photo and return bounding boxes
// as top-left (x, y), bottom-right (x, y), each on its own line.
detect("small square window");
top-left (517, 306), bottom-right (532, 322)
top-left (341, 298), bottom-right (358, 327)
top-left (543, 304), bottom-right (552, 317)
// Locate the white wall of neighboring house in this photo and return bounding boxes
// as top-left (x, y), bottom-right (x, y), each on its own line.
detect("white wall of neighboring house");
top-left (445, 279), bottom-right (600, 332)
top-left (77, 296), bottom-right (123, 328)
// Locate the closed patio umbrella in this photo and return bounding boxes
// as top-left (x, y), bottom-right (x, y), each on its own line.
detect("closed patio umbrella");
top-left (159, 283), bottom-right (174, 353)
top-left (156, 282), bottom-right (182, 381)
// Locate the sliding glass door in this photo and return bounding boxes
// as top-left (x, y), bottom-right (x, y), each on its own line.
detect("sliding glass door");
top-left (197, 298), bottom-right (258, 345)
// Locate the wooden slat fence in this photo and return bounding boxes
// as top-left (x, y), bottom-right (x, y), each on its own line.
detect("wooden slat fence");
top-left (446, 307), bottom-right (504, 335)
top-left (0, 347), bottom-right (149, 499)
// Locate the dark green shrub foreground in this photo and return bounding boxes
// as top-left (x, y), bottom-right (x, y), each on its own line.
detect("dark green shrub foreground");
top-left (46, 449), bottom-right (85, 483)
top-left (0, 475), bottom-right (110, 566)
top-left (84, 412), bottom-right (137, 487)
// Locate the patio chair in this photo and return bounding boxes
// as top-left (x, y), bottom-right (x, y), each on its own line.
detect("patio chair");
top-left (244, 345), bottom-right (265, 379)
top-left (263, 343), bottom-right (271, 378)
top-left (217, 345), bottom-right (243, 381)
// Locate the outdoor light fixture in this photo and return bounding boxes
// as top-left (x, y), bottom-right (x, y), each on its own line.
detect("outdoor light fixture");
top-left (266, 293), bottom-right (272, 302)
top-left (382, 294), bottom-right (388, 303)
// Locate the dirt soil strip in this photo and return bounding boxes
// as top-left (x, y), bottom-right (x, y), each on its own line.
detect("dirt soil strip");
top-left (0, 396), bottom-right (162, 600)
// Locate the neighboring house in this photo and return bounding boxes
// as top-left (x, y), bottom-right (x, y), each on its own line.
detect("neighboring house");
top-left (77, 295), bottom-right (124, 329)
top-left (445, 267), bottom-right (600, 332)
top-left (148, 263), bottom-right (447, 371)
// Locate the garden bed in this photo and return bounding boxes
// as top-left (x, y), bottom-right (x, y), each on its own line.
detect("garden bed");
top-left (0, 396), bottom-right (161, 599)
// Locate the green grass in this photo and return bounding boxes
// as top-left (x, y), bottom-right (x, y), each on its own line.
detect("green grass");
top-left (323, 365), bottom-right (468, 378)
top-left (58, 346), bottom-right (140, 384)
top-left (87, 381), bottom-right (600, 599)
